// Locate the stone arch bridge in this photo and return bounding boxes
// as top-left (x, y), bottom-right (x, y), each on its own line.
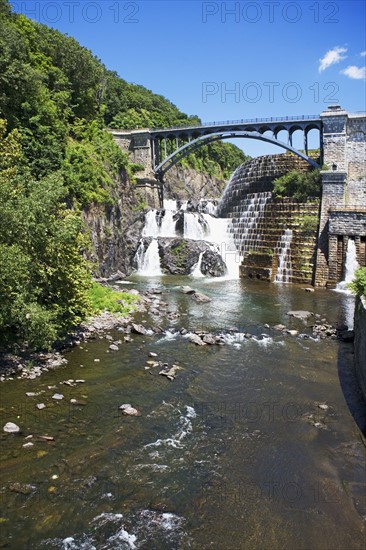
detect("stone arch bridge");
top-left (110, 113), bottom-right (322, 197)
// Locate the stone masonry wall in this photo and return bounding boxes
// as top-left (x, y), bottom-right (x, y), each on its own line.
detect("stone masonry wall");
top-left (347, 116), bottom-right (366, 184)
top-left (315, 108), bottom-right (366, 286)
top-left (240, 198), bottom-right (319, 284)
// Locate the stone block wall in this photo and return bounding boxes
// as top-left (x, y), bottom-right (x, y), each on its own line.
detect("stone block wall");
top-left (347, 116), bottom-right (366, 184)
top-left (108, 129), bottom-right (156, 181)
top-left (240, 198), bottom-right (319, 284)
top-left (315, 108), bottom-right (366, 286)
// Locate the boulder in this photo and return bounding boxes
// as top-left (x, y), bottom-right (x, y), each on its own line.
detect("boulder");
top-left (188, 333), bottom-right (207, 346)
top-left (200, 249), bottom-right (227, 277)
top-left (3, 422), bottom-right (20, 433)
top-left (158, 238), bottom-right (226, 277)
top-left (119, 404), bottom-right (140, 416)
top-left (131, 323), bottom-right (148, 335)
top-left (192, 292), bottom-right (211, 303)
top-left (202, 333), bottom-right (217, 345)
top-left (181, 286), bottom-right (196, 294)
top-left (159, 365), bottom-right (182, 381)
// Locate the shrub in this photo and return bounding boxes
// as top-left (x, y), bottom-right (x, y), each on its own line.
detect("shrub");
top-left (348, 267), bottom-right (366, 298)
top-left (88, 283), bottom-right (139, 315)
top-left (273, 169), bottom-right (322, 201)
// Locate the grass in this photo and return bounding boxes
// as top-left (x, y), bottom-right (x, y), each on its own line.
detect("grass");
top-left (88, 283), bottom-right (140, 315)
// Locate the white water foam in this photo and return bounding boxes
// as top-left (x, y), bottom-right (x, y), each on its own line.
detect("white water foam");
top-left (334, 238), bottom-right (359, 329)
top-left (275, 229), bottom-right (293, 283)
top-left (336, 238), bottom-right (359, 293)
top-left (190, 252), bottom-right (205, 277)
top-left (137, 205), bottom-right (241, 279)
top-left (135, 239), bottom-right (162, 276)
top-left (144, 405), bottom-right (196, 449)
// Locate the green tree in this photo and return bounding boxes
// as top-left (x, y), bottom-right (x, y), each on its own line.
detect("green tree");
top-left (62, 119), bottom-right (129, 207)
top-left (0, 120), bottom-right (92, 350)
top-left (273, 168), bottom-right (322, 201)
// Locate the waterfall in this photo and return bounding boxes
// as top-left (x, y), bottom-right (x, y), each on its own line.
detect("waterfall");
top-left (336, 239), bottom-right (359, 292)
top-left (275, 229), bottom-right (293, 283)
top-left (136, 202), bottom-right (241, 279)
top-left (334, 238), bottom-right (359, 330)
top-left (228, 192), bottom-right (271, 256)
top-left (191, 252), bottom-right (205, 278)
top-left (136, 239), bottom-right (162, 276)
top-left (142, 209), bottom-right (176, 238)
top-left (183, 213), bottom-right (207, 240)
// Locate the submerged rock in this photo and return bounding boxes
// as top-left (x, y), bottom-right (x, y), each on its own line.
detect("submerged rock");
top-left (191, 292), bottom-right (211, 303)
top-left (9, 482), bottom-right (35, 494)
top-left (287, 310), bottom-right (313, 321)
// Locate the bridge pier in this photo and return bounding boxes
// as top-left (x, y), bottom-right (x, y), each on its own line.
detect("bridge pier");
top-left (109, 128), bottom-right (164, 208)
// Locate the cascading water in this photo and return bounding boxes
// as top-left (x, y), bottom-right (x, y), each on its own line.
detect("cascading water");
top-left (231, 192), bottom-right (271, 256)
top-left (336, 238), bottom-right (359, 292)
top-left (183, 213), bottom-right (207, 240)
top-left (136, 239), bottom-right (162, 276)
top-left (334, 238), bottom-right (360, 329)
top-left (135, 200), bottom-right (240, 278)
top-left (275, 229), bottom-right (293, 283)
top-left (190, 252), bottom-right (205, 277)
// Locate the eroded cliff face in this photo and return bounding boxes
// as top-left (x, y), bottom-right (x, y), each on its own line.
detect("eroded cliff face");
top-left (163, 165), bottom-right (227, 201)
top-left (82, 170), bottom-right (145, 278)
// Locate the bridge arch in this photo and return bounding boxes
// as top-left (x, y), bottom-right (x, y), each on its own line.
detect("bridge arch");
top-left (154, 130), bottom-right (321, 180)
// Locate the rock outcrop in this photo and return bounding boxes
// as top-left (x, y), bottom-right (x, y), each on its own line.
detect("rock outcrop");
top-left (164, 166), bottom-right (226, 202)
top-left (82, 169), bottom-right (145, 278)
top-left (136, 237), bottom-right (226, 276)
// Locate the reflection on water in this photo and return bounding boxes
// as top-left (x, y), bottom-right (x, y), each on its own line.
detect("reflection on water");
top-left (0, 278), bottom-right (365, 549)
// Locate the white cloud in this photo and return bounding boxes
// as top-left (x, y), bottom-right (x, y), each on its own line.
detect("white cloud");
top-left (341, 65), bottom-right (366, 79)
top-left (319, 46), bottom-right (347, 72)
top-left (361, 51), bottom-right (366, 57)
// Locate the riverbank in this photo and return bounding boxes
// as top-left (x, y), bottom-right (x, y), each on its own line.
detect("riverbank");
top-left (0, 286), bottom-right (147, 381)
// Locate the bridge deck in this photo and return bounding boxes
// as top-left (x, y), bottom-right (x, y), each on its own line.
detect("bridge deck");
top-left (151, 115), bottom-right (321, 136)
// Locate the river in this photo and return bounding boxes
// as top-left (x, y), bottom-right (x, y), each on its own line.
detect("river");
top-left (0, 276), bottom-right (365, 549)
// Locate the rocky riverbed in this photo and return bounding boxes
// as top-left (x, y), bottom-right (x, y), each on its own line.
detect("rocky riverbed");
top-left (0, 282), bottom-right (354, 381)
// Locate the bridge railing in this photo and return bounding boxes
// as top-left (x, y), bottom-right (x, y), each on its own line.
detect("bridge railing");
top-left (151, 115), bottom-right (320, 133)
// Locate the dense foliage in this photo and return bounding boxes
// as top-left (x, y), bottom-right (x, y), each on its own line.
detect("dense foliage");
top-left (0, 0), bottom-right (248, 185)
top-left (273, 169), bottom-right (322, 201)
top-left (0, 0), bottom-right (248, 351)
top-left (349, 267), bottom-right (366, 298)
top-left (0, 120), bottom-right (92, 350)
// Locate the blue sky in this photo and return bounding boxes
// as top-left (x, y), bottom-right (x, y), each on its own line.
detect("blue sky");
top-left (10, 0), bottom-right (366, 157)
